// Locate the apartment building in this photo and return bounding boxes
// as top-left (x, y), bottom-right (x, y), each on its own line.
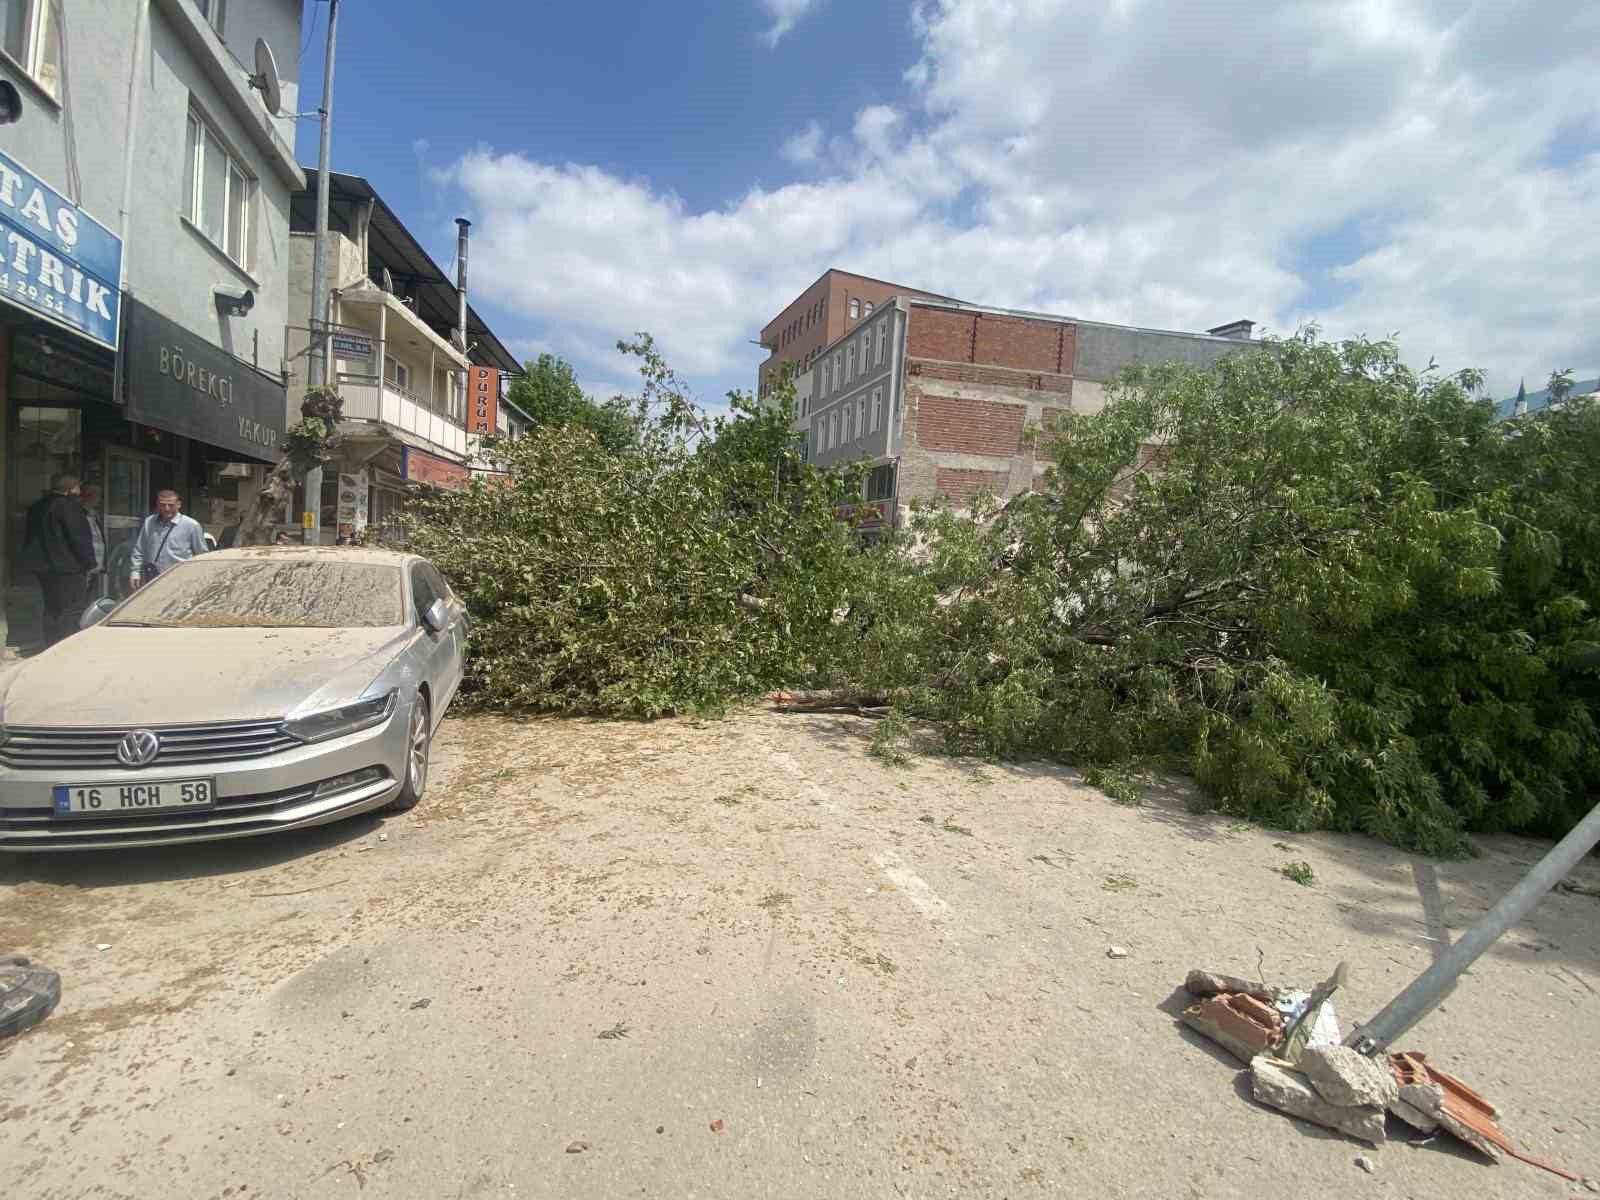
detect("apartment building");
top-left (286, 169), bottom-right (518, 538)
top-left (798, 295), bottom-right (1255, 532)
top-left (1, 0), bottom-right (305, 645)
top-left (757, 268), bottom-right (957, 401)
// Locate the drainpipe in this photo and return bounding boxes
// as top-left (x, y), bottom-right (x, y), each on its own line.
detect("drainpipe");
top-left (453, 218), bottom-right (470, 352)
top-left (116, 0), bottom-right (149, 279)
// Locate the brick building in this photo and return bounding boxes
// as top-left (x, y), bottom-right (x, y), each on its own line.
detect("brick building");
top-left (757, 269), bottom-right (957, 401)
top-left (794, 294), bottom-right (1254, 532)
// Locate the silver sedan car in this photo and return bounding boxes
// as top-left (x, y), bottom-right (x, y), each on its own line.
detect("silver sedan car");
top-left (0, 547), bottom-right (467, 851)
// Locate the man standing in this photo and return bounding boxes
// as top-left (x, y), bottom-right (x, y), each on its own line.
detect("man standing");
top-left (18, 474), bottom-right (97, 646)
top-left (129, 489), bottom-right (209, 591)
top-left (80, 483), bottom-right (106, 594)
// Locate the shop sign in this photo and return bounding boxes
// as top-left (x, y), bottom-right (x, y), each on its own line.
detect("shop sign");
top-left (332, 332), bottom-right (374, 360)
top-left (402, 446), bottom-right (469, 491)
top-left (0, 150), bottom-right (122, 350)
top-left (121, 296), bottom-right (287, 463)
top-left (467, 365), bottom-right (499, 434)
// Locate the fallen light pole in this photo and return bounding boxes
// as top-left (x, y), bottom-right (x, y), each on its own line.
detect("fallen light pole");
top-left (1344, 794), bottom-right (1600, 1056)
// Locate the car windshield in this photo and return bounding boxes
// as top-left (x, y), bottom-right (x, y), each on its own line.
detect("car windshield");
top-left (106, 559), bottom-right (405, 629)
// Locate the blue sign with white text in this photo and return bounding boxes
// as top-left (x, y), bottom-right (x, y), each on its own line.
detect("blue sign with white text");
top-left (0, 150), bottom-right (122, 350)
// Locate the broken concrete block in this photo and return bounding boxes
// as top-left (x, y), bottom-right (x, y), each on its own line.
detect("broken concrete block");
top-left (1181, 993), bottom-right (1284, 1065)
top-left (1388, 1096), bottom-right (1441, 1134)
top-left (1250, 1057), bottom-right (1387, 1145)
top-left (1303, 1045), bottom-right (1399, 1109)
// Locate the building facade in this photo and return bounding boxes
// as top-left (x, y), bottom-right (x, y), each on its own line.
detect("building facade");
top-left (757, 268), bottom-right (956, 401)
top-left (0, 0), bottom-right (305, 646)
top-left (797, 295), bottom-right (1255, 532)
top-left (285, 170), bottom-right (518, 540)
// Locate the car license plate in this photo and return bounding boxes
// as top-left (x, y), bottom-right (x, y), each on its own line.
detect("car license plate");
top-left (52, 780), bottom-right (215, 816)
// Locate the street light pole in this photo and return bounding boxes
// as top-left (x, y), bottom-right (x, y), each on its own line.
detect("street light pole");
top-left (303, 0), bottom-right (339, 545)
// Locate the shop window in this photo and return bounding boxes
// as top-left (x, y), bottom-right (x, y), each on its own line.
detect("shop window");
top-left (2, 0), bottom-right (60, 100)
top-left (185, 110), bottom-right (252, 270)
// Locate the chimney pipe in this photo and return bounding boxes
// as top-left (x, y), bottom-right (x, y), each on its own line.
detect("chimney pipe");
top-left (454, 217), bottom-right (471, 352)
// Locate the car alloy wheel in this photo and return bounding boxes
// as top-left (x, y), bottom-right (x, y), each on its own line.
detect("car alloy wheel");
top-left (407, 700), bottom-right (430, 797)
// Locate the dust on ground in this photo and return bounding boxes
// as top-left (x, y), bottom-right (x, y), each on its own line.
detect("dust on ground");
top-left (2, 708), bottom-right (1597, 1200)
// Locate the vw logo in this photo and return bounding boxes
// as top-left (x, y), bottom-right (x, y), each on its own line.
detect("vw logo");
top-left (116, 729), bottom-right (161, 768)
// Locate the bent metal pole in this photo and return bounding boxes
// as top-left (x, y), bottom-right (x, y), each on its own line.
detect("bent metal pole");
top-left (1346, 795), bottom-right (1600, 1056)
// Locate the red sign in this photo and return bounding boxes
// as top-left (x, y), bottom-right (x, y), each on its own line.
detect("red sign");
top-left (402, 446), bottom-right (470, 491)
top-left (467, 365), bottom-right (499, 434)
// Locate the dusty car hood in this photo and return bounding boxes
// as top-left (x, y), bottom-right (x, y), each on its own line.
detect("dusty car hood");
top-left (0, 626), bottom-right (412, 726)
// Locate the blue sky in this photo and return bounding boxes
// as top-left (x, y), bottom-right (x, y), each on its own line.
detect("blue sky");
top-left (297, 0), bottom-right (1600, 411)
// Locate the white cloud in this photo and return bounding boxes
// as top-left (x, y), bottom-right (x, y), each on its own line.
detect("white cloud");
top-left (447, 0), bottom-right (1600, 400)
top-left (780, 120), bottom-right (824, 165)
top-left (760, 0), bottom-right (823, 48)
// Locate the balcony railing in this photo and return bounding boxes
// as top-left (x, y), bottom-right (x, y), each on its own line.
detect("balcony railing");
top-left (335, 372), bottom-right (467, 458)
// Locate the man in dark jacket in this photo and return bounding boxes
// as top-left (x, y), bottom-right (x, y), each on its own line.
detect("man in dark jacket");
top-left (19, 473), bottom-right (97, 646)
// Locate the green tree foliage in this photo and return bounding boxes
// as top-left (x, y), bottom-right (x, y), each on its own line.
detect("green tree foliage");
top-left (507, 352), bottom-right (639, 452)
top-left (402, 338), bottom-right (858, 717)
top-left (404, 329), bottom-right (1599, 854)
top-left (816, 338), bottom-right (1600, 855)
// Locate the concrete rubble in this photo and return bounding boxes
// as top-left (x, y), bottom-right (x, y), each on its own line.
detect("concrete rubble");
top-left (1249, 1056), bottom-right (1388, 1146)
top-left (1302, 1045), bottom-right (1399, 1110)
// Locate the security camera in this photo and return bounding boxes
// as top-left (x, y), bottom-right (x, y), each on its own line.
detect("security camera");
top-left (214, 285), bottom-right (255, 317)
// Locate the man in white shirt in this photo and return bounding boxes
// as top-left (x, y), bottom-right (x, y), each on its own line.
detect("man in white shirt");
top-left (129, 489), bottom-right (209, 590)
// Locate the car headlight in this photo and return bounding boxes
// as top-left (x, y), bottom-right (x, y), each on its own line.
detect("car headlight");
top-left (285, 690), bottom-right (397, 743)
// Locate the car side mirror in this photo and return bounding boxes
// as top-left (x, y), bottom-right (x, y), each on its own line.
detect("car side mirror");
top-left (422, 597), bottom-right (449, 634)
top-left (80, 597), bottom-right (116, 630)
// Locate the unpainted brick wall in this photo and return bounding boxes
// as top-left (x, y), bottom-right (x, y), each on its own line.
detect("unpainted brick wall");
top-left (915, 393), bottom-right (1026, 456)
top-left (935, 468), bottom-right (1010, 503)
top-left (906, 306), bottom-right (1076, 375)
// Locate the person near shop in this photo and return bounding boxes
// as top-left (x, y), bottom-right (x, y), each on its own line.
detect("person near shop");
top-left (79, 483), bottom-right (106, 589)
top-left (18, 474), bottom-right (97, 646)
top-left (129, 489), bottom-right (209, 590)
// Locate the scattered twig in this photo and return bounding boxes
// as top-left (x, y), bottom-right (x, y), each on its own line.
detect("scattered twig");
top-left (251, 879), bottom-right (347, 898)
top-left (597, 1021), bottom-right (631, 1040)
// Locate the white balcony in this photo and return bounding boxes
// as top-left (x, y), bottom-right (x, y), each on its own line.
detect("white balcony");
top-left (336, 372), bottom-right (468, 458)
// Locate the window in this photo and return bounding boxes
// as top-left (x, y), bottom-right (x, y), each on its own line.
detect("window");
top-left (865, 302), bottom-right (874, 317)
top-left (186, 112), bottom-right (251, 268)
top-left (830, 410), bottom-right (839, 449)
top-left (849, 298), bottom-right (861, 320)
top-left (385, 355), bottom-right (410, 391)
top-left (876, 323), bottom-right (886, 366)
top-left (846, 343), bottom-right (855, 383)
top-left (866, 463), bottom-right (896, 502)
top-left (870, 388), bottom-right (882, 433)
top-left (195, 0), bottom-right (226, 35)
top-left (2, 0), bottom-right (60, 99)
top-left (821, 360), bottom-right (830, 396)
top-left (833, 351), bottom-right (842, 390)
top-left (856, 399), bottom-right (865, 438)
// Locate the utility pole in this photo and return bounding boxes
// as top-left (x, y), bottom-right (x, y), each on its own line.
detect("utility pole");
top-left (303, 0), bottom-right (339, 545)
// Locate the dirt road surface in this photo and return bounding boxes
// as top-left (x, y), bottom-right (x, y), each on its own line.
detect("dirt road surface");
top-left (3, 711), bottom-right (1598, 1199)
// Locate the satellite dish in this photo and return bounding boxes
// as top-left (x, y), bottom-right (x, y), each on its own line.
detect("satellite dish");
top-left (381, 267), bottom-right (395, 294)
top-left (249, 38), bottom-right (281, 116)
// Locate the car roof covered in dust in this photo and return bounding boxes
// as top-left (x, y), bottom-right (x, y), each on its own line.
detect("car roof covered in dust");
top-left (208, 546), bottom-right (419, 566)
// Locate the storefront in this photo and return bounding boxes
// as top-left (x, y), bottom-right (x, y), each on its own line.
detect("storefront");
top-left (1, 298), bottom-right (287, 647)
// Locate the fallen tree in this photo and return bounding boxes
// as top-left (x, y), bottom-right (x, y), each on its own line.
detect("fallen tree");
top-left (815, 335), bottom-right (1600, 854)
top-left (401, 332), bottom-right (1599, 854)
top-left (401, 339), bottom-right (861, 716)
